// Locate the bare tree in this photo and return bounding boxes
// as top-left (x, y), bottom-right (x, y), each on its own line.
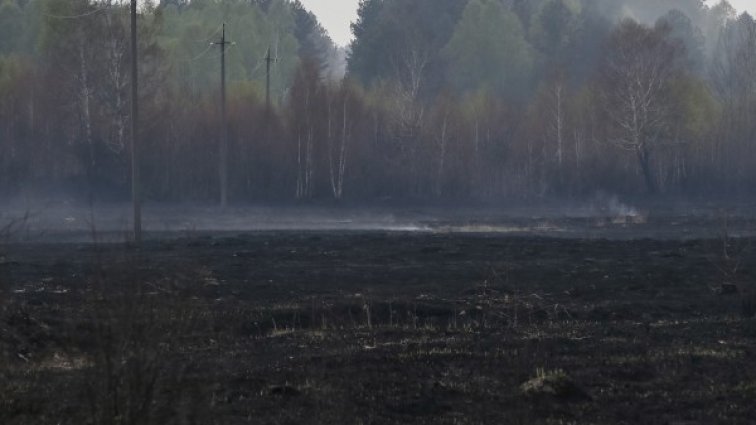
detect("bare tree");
top-left (76, 28), bottom-right (96, 172)
top-left (549, 78), bottom-right (565, 171)
top-left (326, 82), bottom-right (359, 201)
top-left (374, 43), bottom-right (432, 196)
top-left (710, 15), bottom-right (756, 184)
top-left (602, 19), bottom-right (683, 194)
top-left (393, 45), bottom-right (429, 104)
top-left (100, 5), bottom-right (129, 155)
top-left (428, 95), bottom-right (457, 198)
top-left (290, 59), bottom-right (321, 200)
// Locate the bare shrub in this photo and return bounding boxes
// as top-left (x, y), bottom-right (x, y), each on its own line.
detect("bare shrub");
top-left (80, 263), bottom-right (210, 425)
top-left (709, 211), bottom-right (754, 318)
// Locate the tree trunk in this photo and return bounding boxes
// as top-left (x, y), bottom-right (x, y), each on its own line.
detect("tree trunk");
top-left (435, 113), bottom-right (448, 198)
top-left (337, 97), bottom-right (348, 199)
top-left (78, 38), bottom-right (95, 173)
top-left (637, 146), bottom-right (657, 194)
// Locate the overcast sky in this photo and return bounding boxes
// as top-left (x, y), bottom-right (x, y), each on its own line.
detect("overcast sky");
top-left (298, 0), bottom-right (360, 47)
top-left (710, 0), bottom-right (756, 16)
top-left (298, 0), bottom-right (756, 48)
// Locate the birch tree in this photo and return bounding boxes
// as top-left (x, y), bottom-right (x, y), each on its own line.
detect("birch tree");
top-left (289, 59), bottom-right (321, 199)
top-left (326, 82), bottom-right (361, 200)
top-left (602, 19), bottom-right (683, 194)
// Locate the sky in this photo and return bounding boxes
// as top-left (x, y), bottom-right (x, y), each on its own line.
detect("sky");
top-left (298, 0), bottom-right (360, 47)
top-left (710, 0), bottom-right (756, 16)
top-left (299, 0), bottom-right (756, 48)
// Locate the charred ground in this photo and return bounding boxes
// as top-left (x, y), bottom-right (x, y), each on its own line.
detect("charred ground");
top-left (2, 223), bottom-right (756, 424)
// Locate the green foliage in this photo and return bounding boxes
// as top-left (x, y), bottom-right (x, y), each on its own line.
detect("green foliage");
top-left (530, 0), bottom-right (580, 57)
top-left (348, 0), bottom-right (390, 84)
top-left (0, 0), bottom-right (45, 57)
top-left (347, 0), bottom-right (464, 95)
top-left (157, 0), bottom-right (299, 100)
top-left (443, 0), bottom-right (534, 97)
top-left (667, 75), bottom-right (720, 142)
top-left (291, 1), bottom-right (332, 65)
top-left (0, 55), bottom-right (25, 93)
top-left (0, 0), bottom-right (754, 200)
top-left (0, 0), bottom-right (24, 55)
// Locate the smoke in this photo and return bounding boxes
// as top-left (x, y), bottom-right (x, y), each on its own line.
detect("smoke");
top-left (607, 196), bottom-right (640, 217)
top-left (592, 192), bottom-right (641, 218)
top-left (324, 46), bottom-right (347, 80)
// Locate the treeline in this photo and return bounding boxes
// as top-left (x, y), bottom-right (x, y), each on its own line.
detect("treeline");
top-left (0, 0), bottom-right (755, 203)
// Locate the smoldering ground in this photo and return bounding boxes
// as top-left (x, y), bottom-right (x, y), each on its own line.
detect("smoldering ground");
top-left (3, 195), bottom-right (756, 243)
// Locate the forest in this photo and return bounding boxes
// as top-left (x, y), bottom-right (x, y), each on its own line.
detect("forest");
top-left (0, 0), bottom-right (754, 203)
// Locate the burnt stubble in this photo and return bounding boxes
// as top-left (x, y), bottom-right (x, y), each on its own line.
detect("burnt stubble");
top-left (2, 229), bottom-right (755, 424)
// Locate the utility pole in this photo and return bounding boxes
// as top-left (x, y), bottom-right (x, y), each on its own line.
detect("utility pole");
top-left (130, 0), bottom-right (141, 243)
top-left (213, 23), bottom-right (232, 209)
top-left (265, 46), bottom-right (277, 114)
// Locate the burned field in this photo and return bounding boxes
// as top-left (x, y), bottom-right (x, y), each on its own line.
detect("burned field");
top-left (2, 224), bottom-right (756, 424)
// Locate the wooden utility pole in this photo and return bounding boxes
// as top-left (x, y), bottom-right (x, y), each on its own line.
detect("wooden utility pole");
top-left (130, 0), bottom-right (141, 243)
top-left (213, 23), bottom-right (232, 209)
top-left (265, 46), bottom-right (277, 114)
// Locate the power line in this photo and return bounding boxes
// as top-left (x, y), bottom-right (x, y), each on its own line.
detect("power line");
top-left (265, 46), bottom-right (278, 113)
top-left (243, 50), bottom-right (270, 79)
top-left (189, 24), bottom-right (235, 63)
top-left (193, 23), bottom-right (224, 44)
top-left (190, 42), bottom-right (215, 62)
top-left (43, 7), bottom-right (110, 20)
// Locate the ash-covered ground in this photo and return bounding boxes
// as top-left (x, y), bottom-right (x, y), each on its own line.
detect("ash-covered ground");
top-left (2, 200), bottom-right (756, 424)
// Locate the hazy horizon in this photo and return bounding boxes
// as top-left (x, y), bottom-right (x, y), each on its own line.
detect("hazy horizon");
top-left (299, 0), bottom-right (756, 47)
